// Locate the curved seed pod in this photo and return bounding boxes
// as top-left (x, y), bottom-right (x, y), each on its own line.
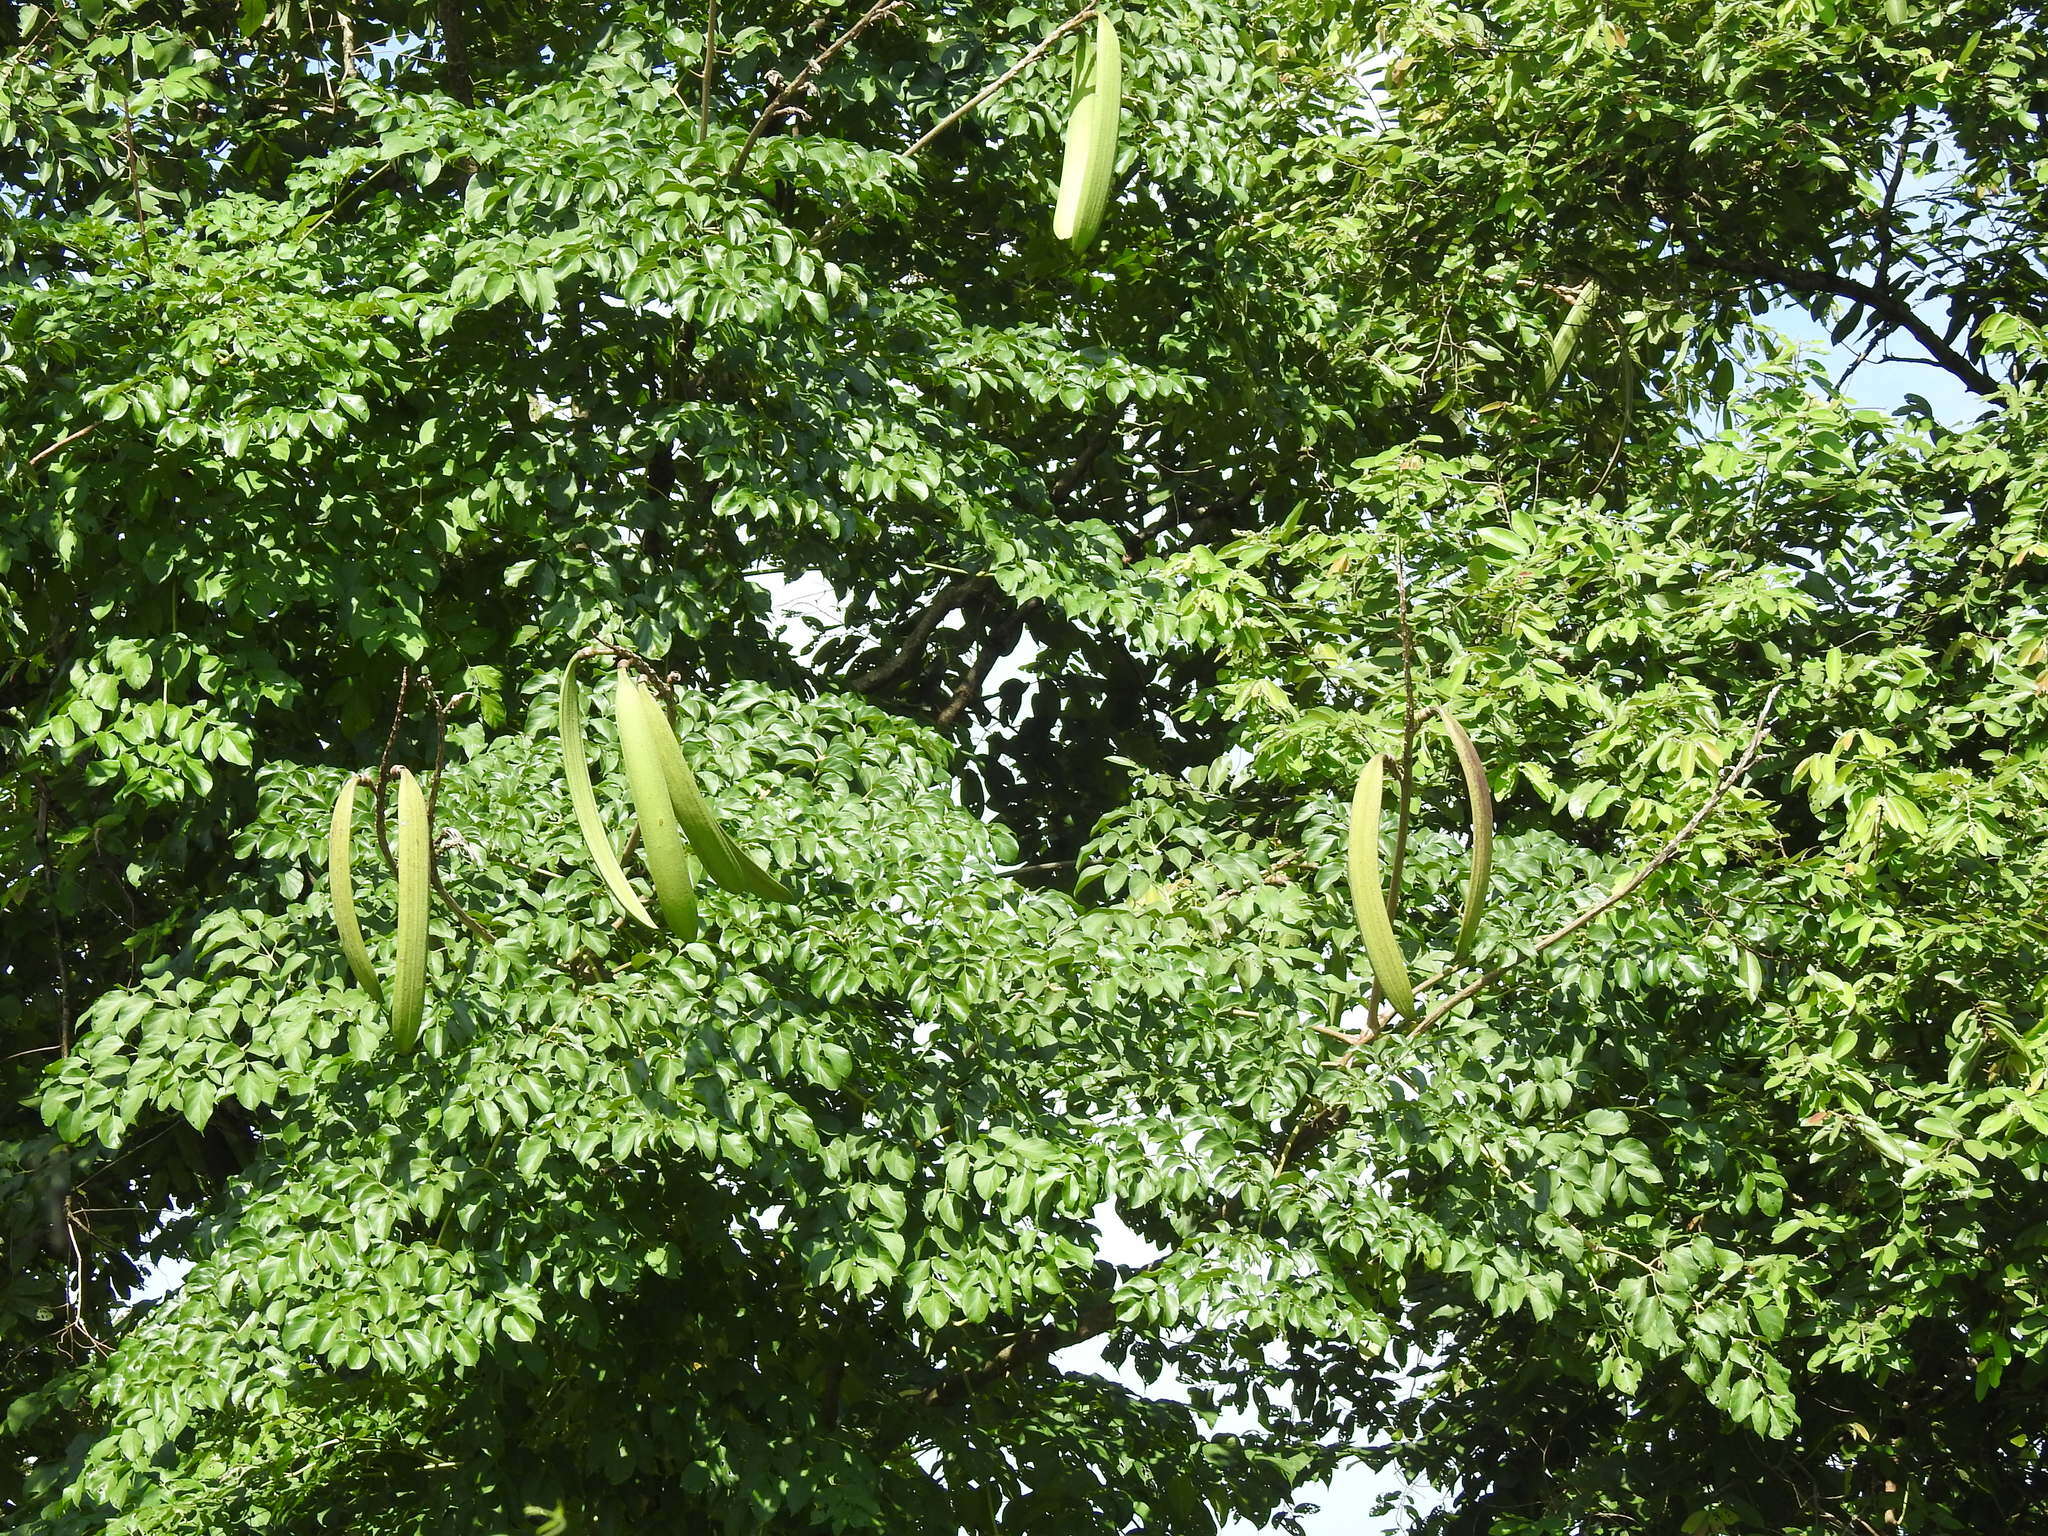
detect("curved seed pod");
top-left (326, 775), bottom-right (383, 1001)
top-left (390, 767), bottom-right (431, 1053)
top-left (614, 672), bottom-right (698, 940)
top-left (1438, 709), bottom-right (1494, 964)
top-left (648, 706), bottom-right (796, 903)
top-left (1538, 275), bottom-right (1602, 397)
top-left (1347, 754), bottom-right (1418, 1019)
top-left (558, 655), bottom-right (659, 928)
top-left (1051, 13), bottom-right (1122, 252)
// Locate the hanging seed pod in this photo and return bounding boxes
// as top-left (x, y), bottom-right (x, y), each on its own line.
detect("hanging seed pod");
top-left (1052, 13), bottom-right (1122, 252)
top-left (558, 654), bottom-right (659, 929)
top-left (648, 706), bottom-right (796, 903)
top-left (614, 671), bottom-right (698, 940)
top-left (1437, 709), bottom-right (1494, 964)
top-left (1348, 753), bottom-right (1418, 1018)
top-left (1538, 275), bottom-right (1602, 397)
top-left (390, 767), bottom-right (431, 1053)
top-left (326, 774), bottom-right (383, 1001)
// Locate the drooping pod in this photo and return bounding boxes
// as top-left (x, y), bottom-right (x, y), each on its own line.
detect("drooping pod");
top-left (326, 774), bottom-right (383, 1002)
top-left (613, 670), bottom-right (700, 941)
top-left (558, 652), bottom-right (799, 933)
top-left (1537, 275), bottom-right (1602, 397)
top-left (1437, 709), bottom-right (1494, 964)
top-left (390, 767), bottom-right (431, 1053)
top-left (649, 705), bottom-right (796, 903)
top-left (1348, 753), bottom-right (1419, 1019)
top-left (558, 653), bottom-right (659, 929)
top-left (325, 767), bottom-right (433, 1051)
top-left (1052, 13), bottom-right (1122, 252)
top-left (1344, 713), bottom-right (1494, 1019)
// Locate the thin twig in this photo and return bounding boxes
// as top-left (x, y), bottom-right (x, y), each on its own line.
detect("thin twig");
top-left (423, 677), bottom-right (451, 824)
top-left (1328, 688), bottom-right (1780, 1065)
top-left (1398, 688), bottom-right (1780, 1040)
top-left (121, 101), bottom-right (152, 270)
top-left (1872, 105), bottom-right (1918, 295)
top-left (373, 667), bottom-right (412, 875)
top-left (416, 682), bottom-right (497, 942)
top-left (730, 0), bottom-right (907, 180)
top-left (900, 8), bottom-right (1094, 161)
top-left (29, 423), bottom-right (98, 468)
top-left (1385, 545), bottom-right (1420, 915)
top-left (34, 779), bottom-right (73, 1056)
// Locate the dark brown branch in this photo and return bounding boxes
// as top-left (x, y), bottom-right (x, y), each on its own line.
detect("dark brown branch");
top-left (848, 576), bottom-right (988, 692)
top-left (1049, 427), bottom-right (1114, 509)
top-left (908, 1301), bottom-right (1117, 1416)
top-left (435, 0), bottom-right (471, 104)
top-left (1385, 547), bottom-right (1419, 915)
top-left (698, 0), bottom-right (718, 136)
top-left (1714, 257), bottom-right (1999, 398)
top-left (995, 859), bottom-right (1075, 879)
top-left (933, 598), bottom-right (1040, 727)
top-left (1872, 106), bottom-right (1918, 292)
top-left (373, 667), bottom-right (411, 875)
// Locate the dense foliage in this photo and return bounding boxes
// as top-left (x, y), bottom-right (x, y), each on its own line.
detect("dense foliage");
top-left (5, 0), bottom-right (2048, 1531)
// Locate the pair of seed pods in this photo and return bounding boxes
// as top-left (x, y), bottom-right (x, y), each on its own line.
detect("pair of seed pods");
top-left (325, 655), bottom-right (796, 1051)
top-left (556, 654), bottom-right (795, 939)
top-left (1346, 710), bottom-right (1494, 1019)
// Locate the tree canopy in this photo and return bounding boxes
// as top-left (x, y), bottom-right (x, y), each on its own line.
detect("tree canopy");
top-left (5, 0), bottom-right (2048, 1531)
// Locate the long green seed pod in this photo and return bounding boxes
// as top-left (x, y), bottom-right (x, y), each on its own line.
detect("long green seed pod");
top-left (1348, 754), bottom-right (1418, 1019)
top-left (558, 654), bottom-right (658, 928)
top-left (326, 774), bottom-right (383, 1001)
top-left (648, 707), bottom-right (796, 903)
top-left (1051, 13), bottom-right (1122, 252)
top-left (1438, 710), bottom-right (1494, 964)
top-left (1538, 275), bottom-right (1602, 397)
top-left (390, 767), bottom-right (431, 1053)
top-left (614, 672), bottom-right (698, 940)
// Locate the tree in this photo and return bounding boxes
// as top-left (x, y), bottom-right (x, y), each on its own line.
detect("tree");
top-left (5, 0), bottom-right (2048, 1532)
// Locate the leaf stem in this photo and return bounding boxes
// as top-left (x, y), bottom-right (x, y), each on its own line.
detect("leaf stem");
top-left (900, 9), bottom-right (1096, 161)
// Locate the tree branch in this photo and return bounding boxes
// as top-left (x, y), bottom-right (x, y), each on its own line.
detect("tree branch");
top-left (1871, 106), bottom-right (1918, 293)
top-left (1394, 687), bottom-right (1779, 1044)
top-left (847, 576), bottom-right (989, 693)
top-left (1714, 257), bottom-right (2000, 398)
top-left (28, 423), bottom-right (97, 468)
top-left (698, 0), bottom-right (718, 136)
top-left (434, 0), bottom-right (471, 105)
top-left (900, 8), bottom-right (1095, 161)
top-left (871, 699), bottom-right (1777, 1443)
top-left (933, 598), bottom-right (1040, 727)
top-left (730, 0), bottom-right (907, 181)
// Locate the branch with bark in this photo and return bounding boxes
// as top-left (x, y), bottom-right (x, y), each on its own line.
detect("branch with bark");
top-left (847, 576), bottom-right (990, 693)
top-left (934, 597), bottom-right (1041, 726)
top-left (900, 9), bottom-right (1097, 161)
top-left (1711, 257), bottom-right (2000, 398)
top-left (730, 0), bottom-right (908, 180)
top-left (1324, 687), bottom-right (1781, 1061)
